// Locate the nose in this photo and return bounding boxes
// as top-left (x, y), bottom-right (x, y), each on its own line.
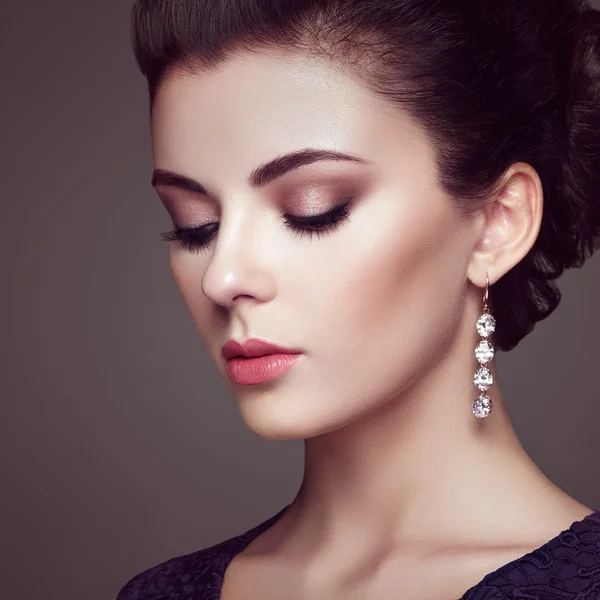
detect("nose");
top-left (200, 209), bottom-right (277, 309)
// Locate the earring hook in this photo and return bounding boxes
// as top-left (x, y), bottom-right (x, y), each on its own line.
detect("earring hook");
top-left (483, 271), bottom-right (489, 313)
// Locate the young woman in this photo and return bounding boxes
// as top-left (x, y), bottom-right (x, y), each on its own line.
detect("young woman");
top-left (116, 1), bottom-right (600, 598)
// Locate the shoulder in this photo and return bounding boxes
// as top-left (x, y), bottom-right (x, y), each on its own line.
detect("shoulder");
top-left (463, 510), bottom-right (600, 599)
top-left (114, 535), bottom-right (239, 600)
top-left (115, 505), bottom-right (290, 600)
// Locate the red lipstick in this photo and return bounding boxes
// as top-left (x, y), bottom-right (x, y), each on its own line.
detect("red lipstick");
top-left (221, 338), bottom-right (302, 385)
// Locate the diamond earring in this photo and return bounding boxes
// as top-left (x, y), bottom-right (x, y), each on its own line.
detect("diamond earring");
top-left (472, 271), bottom-right (495, 418)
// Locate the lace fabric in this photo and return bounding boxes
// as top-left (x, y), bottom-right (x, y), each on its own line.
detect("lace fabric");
top-left (116, 506), bottom-right (600, 600)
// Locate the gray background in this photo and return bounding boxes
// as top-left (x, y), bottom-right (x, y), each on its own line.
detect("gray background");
top-left (2, 2), bottom-right (599, 599)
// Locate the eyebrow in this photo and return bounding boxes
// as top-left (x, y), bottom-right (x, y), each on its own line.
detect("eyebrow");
top-left (150, 148), bottom-right (373, 194)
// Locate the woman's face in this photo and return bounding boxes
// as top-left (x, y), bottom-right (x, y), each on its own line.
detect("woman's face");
top-left (151, 49), bottom-right (478, 440)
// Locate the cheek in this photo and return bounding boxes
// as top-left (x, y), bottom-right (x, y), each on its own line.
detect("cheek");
top-left (323, 202), bottom-right (457, 354)
top-left (298, 200), bottom-right (467, 425)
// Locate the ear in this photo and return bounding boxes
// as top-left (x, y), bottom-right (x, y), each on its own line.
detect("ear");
top-left (467, 162), bottom-right (543, 288)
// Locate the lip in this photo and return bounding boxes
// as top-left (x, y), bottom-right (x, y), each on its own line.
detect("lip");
top-left (221, 338), bottom-right (301, 360)
top-left (221, 338), bottom-right (303, 385)
top-left (225, 353), bottom-right (302, 385)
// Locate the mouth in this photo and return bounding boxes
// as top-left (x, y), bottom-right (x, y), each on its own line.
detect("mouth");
top-left (224, 352), bottom-right (302, 386)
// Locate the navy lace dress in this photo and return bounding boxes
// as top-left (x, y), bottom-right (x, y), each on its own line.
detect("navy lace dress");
top-left (116, 505), bottom-right (600, 599)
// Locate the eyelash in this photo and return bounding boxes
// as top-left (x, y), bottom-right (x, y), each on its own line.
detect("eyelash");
top-left (160, 199), bottom-right (353, 254)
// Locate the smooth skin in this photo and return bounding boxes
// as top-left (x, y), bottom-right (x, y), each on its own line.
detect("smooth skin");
top-left (148, 49), bottom-right (594, 599)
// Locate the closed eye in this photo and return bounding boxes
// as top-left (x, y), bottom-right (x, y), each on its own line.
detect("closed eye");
top-left (160, 198), bottom-right (353, 254)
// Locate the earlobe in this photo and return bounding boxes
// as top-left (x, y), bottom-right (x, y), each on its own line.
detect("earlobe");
top-left (467, 162), bottom-right (543, 288)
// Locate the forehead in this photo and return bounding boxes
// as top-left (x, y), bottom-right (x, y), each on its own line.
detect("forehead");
top-left (150, 49), bottom-right (432, 191)
top-left (153, 50), bottom-right (376, 132)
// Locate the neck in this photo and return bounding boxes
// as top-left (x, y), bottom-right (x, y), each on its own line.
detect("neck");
top-left (284, 326), bottom-right (564, 556)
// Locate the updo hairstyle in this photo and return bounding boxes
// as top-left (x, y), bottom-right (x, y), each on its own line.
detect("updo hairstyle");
top-left (131, 0), bottom-right (600, 351)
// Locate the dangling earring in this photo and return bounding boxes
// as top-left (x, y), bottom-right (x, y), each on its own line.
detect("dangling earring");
top-left (472, 271), bottom-right (495, 418)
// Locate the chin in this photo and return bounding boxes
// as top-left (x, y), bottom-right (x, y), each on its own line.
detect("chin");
top-left (247, 423), bottom-right (305, 441)
top-left (237, 408), bottom-right (314, 441)
top-left (236, 396), bottom-right (362, 441)
top-left (233, 398), bottom-right (333, 441)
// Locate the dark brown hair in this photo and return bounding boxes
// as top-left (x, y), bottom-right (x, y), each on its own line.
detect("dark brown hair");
top-left (130, 0), bottom-right (600, 351)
